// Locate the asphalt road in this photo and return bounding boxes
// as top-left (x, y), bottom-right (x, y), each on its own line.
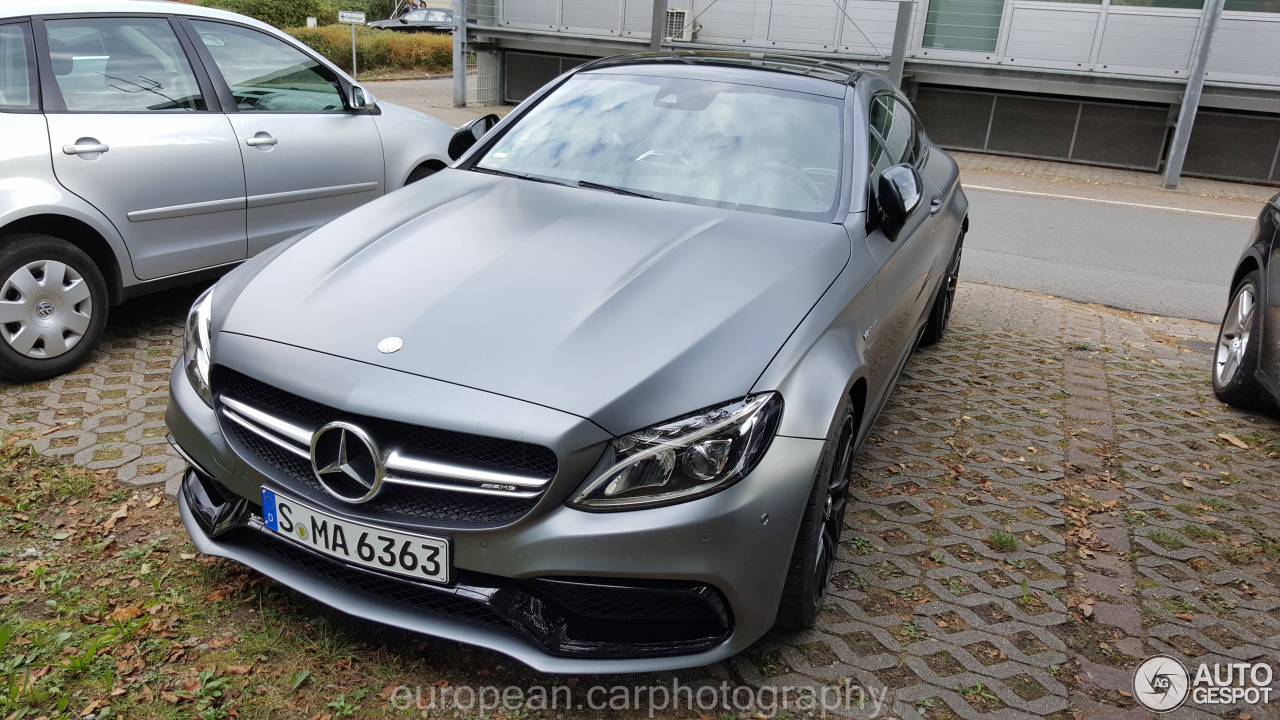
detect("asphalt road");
top-left (961, 186), bottom-right (1255, 323)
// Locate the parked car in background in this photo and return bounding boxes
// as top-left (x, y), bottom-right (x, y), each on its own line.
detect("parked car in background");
top-left (0, 1), bottom-right (453, 381)
top-left (1212, 194), bottom-right (1280, 411)
top-left (369, 8), bottom-right (453, 33)
top-left (167, 52), bottom-right (969, 672)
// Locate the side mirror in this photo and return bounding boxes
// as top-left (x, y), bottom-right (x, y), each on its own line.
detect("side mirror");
top-left (877, 164), bottom-right (922, 224)
top-left (349, 86), bottom-right (369, 110)
top-left (448, 113), bottom-right (500, 160)
top-left (399, 17), bottom-right (409, 23)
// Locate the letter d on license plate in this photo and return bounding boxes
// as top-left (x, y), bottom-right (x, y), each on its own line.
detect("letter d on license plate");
top-left (261, 487), bottom-right (450, 585)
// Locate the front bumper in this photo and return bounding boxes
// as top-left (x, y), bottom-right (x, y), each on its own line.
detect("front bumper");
top-left (166, 344), bottom-right (825, 673)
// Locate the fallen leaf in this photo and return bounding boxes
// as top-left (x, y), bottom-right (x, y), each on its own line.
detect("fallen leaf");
top-left (1182, 479), bottom-right (1195, 489)
top-left (103, 503), bottom-right (129, 534)
top-left (1218, 433), bottom-right (1249, 449)
top-left (1081, 605), bottom-right (1093, 619)
top-left (1176, 613), bottom-right (1193, 621)
top-left (225, 665), bottom-right (252, 675)
top-left (147, 496), bottom-right (162, 508)
top-left (106, 606), bottom-right (142, 624)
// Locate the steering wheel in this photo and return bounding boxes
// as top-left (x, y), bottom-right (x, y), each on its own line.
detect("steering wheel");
top-left (755, 162), bottom-right (824, 204)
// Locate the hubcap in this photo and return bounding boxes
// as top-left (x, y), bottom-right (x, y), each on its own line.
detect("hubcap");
top-left (811, 415), bottom-right (855, 610)
top-left (1214, 283), bottom-right (1254, 388)
top-left (0, 260), bottom-right (93, 359)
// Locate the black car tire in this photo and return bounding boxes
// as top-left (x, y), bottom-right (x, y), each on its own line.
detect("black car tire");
top-left (776, 399), bottom-right (856, 630)
top-left (919, 228), bottom-right (964, 347)
top-left (406, 163), bottom-right (442, 185)
top-left (0, 234), bottom-right (109, 382)
top-left (1212, 270), bottom-right (1264, 409)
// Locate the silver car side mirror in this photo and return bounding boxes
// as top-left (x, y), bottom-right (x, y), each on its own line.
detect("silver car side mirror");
top-left (878, 163), bottom-right (921, 223)
top-left (350, 86), bottom-right (369, 110)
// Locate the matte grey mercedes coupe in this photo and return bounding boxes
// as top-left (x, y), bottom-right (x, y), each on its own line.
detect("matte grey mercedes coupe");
top-left (166, 53), bottom-right (969, 672)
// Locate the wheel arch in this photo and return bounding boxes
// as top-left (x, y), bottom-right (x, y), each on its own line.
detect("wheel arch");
top-left (0, 214), bottom-right (125, 305)
top-left (1231, 256), bottom-right (1260, 297)
top-left (405, 158), bottom-right (448, 186)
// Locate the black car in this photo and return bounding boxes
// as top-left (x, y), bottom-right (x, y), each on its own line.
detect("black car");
top-left (1213, 193), bottom-right (1280, 411)
top-left (369, 8), bottom-right (452, 33)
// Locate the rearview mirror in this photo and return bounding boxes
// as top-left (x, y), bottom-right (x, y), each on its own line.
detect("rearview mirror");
top-left (349, 86), bottom-right (369, 110)
top-left (877, 164), bottom-right (921, 224)
top-left (448, 113), bottom-right (500, 160)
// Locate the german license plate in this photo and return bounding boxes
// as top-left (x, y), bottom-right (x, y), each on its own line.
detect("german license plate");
top-left (261, 487), bottom-right (450, 585)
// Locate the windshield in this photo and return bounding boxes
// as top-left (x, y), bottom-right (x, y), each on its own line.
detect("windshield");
top-left (474, 73), bottom-right (845, 221)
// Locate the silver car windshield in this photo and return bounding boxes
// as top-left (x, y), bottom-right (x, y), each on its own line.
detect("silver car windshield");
top-left (475, 73), bottom-right (844, 221)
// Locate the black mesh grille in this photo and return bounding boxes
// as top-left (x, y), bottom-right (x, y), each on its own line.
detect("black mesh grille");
top-left (533, 579), bottom-right (723, 622)
top-left (218, 368), bottom-right (558, 479)
top-left (226, 422), bottom-right (539, 524)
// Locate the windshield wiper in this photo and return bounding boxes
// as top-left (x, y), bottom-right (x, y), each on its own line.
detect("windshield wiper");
top-left (472, 167), bottom-right (568, 186)
top-left (577, 180), bottom-right (665, 201)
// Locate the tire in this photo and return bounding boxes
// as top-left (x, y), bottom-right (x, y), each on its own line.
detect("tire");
top-left (0, 234), bottom-right (109, 382)
top-left (918, 227), bottom-right (965, 347)
top-left (776, 400), bottom-right (856, 630)
top-left (406, 163), bottom-right (442, 185)
top-left (1212, 270), bottom-right (1264, 409)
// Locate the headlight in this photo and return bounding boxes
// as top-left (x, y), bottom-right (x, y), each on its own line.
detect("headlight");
top-left (184, 286), bottom-right (214, 407)
top-left (569, 393), bottom-right (783, 511)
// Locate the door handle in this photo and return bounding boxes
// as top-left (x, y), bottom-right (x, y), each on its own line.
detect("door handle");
top-left (245, 134), bottom-right (278, 147)
top-left (62, 143), bottom-right (109, 155)
top-left (929, 196), bottom-right (942, 215)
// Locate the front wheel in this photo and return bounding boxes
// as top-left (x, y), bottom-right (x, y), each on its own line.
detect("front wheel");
top-left (776, 402), bottom-right (856, 630)
top-left (0, 234), bottom-right (109, 381)
top-left (1212, 270), bottom-right (1264, 409)
top-left (919, 228), bottom-right (964, 347)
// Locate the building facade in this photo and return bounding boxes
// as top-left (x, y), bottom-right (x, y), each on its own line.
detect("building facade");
top-left (463, 0), bottom-right (1280, 184)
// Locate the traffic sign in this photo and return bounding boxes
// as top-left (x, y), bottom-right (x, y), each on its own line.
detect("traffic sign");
top-left (338, 10), bottom-right (366, 24)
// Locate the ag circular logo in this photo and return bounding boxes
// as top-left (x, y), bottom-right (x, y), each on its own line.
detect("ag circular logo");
top-left (1134, 655), bottom-right (1190, 712)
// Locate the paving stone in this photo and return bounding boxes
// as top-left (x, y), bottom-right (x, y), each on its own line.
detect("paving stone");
top-left (4, 277), bottom-right (1280, 718)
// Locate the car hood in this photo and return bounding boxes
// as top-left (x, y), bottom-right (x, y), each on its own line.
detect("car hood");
top-left (219, 170), bottom-right (849, 435)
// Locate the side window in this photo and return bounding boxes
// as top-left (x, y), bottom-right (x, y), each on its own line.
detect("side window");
top-left (427, 10), bottom-right (451, 21)
top-left (45, 18), bottom-right (205, 112)
top-left (191, 21), bottom-right (345, 113)
top-left (0, 23), bottom-right (36, 111)
top-left (867, 94), bottom-right (916, 180)
top-left (405, 11), bottom-right (429, 21)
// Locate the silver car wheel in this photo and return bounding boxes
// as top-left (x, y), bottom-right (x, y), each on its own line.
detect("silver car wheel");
top-left (0, 260), bottom-right (93, 359)
top-left (1214, 282), bottom-right (1255, 389)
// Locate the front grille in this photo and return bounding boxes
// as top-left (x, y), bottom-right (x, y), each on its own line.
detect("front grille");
top-left (226, 423), bottom-right (539, 524)
top-left (215, 368), bottom-right (557, 525)
top-left (221, 370), bottom-right (557, 478)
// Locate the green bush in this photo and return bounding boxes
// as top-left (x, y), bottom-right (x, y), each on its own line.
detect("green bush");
top-left (197, 0), bottom-right (398, 27)
top-left (285, 25), bottom-right (452, 74)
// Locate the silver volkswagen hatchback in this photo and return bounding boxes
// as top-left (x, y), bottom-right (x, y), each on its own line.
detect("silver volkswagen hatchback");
top-left (0, 1), bottom-right (453, 381)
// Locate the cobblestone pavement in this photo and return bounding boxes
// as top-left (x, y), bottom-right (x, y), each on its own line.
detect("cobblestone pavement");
top-left (2, 281), bottom-right (1279, 719)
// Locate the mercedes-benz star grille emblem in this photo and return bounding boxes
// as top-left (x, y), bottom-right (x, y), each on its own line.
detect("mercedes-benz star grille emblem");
top-left (310, 422), bottom-right (384, 503)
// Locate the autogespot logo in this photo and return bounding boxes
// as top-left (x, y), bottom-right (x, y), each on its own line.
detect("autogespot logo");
top-left (1134, 655), bottom-right (1190, 712)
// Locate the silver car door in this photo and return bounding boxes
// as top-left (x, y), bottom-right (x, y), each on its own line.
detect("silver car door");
top-left (187, 20), bottom-right (384, 256)
top-left (40, 16), bottom-right (247, 281)
top-left (863, 93), bottom-right (934, 363)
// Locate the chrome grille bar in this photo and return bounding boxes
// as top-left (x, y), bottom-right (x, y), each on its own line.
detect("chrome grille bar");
top-left (218, 394), bottom-right (554, 500)
top-left (222, 408), bottom-right (310, 460)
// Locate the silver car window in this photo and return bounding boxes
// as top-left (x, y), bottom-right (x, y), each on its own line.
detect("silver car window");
top-left (427, 10), bottom-right (451, 21)
top-left (476, 73), bottom-right (844, 221)
top-left (0, 23), bottom-right (34, 110)
top-left (191, 21), bottom-right (345, 113)
top-left (45, 18), bottom-right (205, 112)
